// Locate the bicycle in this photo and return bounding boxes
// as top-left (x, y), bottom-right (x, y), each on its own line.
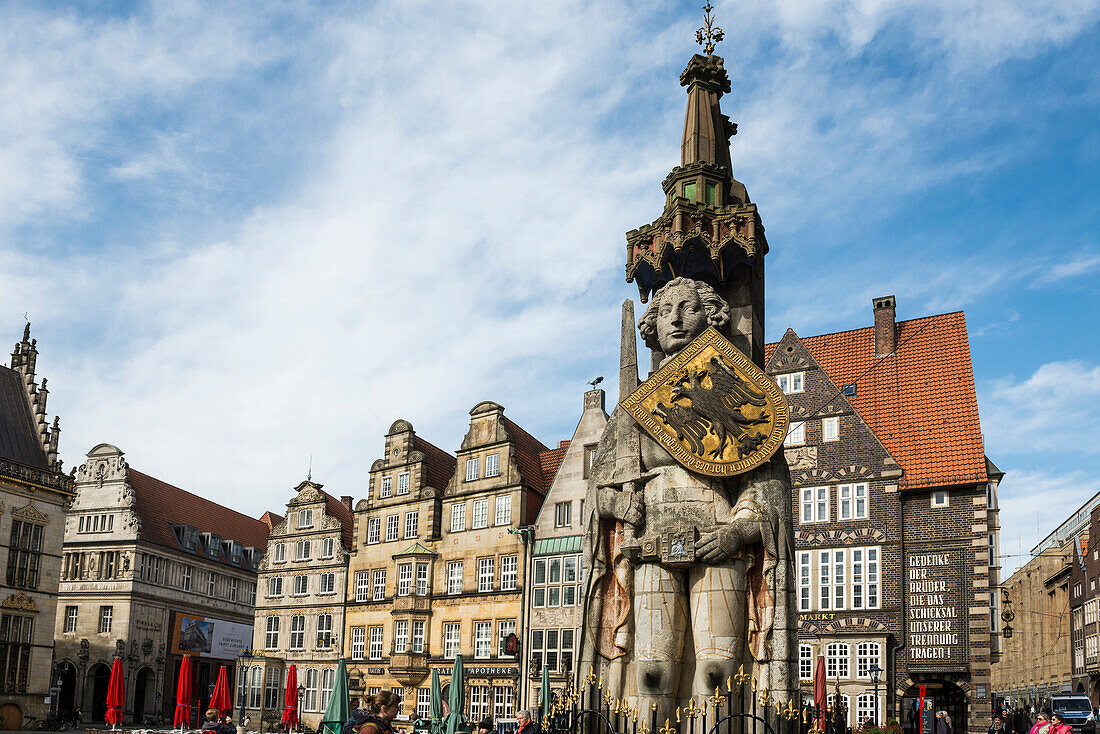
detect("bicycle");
top-left (22, 713), bottom-right (70, 732)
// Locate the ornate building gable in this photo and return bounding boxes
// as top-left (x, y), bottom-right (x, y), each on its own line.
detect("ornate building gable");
top-left (11, 502), bottom-right (48, 522)
top-left (1, 590), bottom-right (39, 613)
top-left (766, 329), bottom-right (898, 485)
top-left (278, 479), bottom-right (353, 550)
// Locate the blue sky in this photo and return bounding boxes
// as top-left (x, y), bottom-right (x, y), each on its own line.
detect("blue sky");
top-left (1, 0), bottom-right (1097, 575)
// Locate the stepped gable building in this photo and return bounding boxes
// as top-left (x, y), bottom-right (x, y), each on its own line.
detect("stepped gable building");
top-left (994, 492), bottom-right (1100, 707)
top-left (242, 480), bottom-right (353, 731)
top-left (55, 444), bottom-right (270, 726)
top-left (0, 325), bottom-right (74, 729)
top-left (524, 389), bottom-right (607, 708)
top-left (344, 403), bottom-right (563, 725)
top-left (767, 297), bottom-right (1002, 734)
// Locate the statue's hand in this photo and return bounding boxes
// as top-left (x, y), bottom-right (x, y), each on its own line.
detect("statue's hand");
top-left (597, 485), bottom-right (644, 528)
top-left (697, 522), bottom-right (749, 564)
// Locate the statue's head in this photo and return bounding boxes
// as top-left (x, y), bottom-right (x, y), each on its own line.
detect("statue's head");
top-left (638, 277), bottom-right (731, 356)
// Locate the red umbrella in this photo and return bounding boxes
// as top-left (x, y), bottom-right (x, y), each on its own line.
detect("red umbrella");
top-left (174, 656), bottom-right (193, 729)
top-left (282, 665), bottom-right (299, 729)
top-left (813, 655), bottom-right (827, 732)
top-left (210, 666), bottom-right (232, 717)
top-left (105, 657), bottom-right (125, 728)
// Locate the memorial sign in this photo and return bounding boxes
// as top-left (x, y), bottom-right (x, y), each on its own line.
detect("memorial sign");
top-left (906, 550), bottom-right (967, 669)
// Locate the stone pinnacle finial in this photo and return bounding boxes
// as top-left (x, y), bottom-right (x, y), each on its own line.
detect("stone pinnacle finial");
top-left (696, 2), bottom-right (724, 55)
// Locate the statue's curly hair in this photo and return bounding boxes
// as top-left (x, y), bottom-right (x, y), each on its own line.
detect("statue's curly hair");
top-left (638, 277), bottom-right (731, 351)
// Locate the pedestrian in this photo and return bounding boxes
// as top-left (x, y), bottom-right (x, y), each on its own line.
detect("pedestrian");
top-left (352, 691), bottom-right (402, 734)
top-left (1014, 706), bottom-right (1033, 734)
top-left (71, 708), bottom-right (81, 728)
top-left (1050, 715), bottom-right (1073, 734)
top-left (990, 716), bottom-right (1007, 734)
top-left (1029, 713), bottom-right (1051, 734)
top-left (935, 711), bottom-right (952, 734)
top-left (202, 709), bottom-right (236, 734)
top-left (477, 718), bottom-right (495, 734)
top-left (516, 710), bottom-right (538, 734)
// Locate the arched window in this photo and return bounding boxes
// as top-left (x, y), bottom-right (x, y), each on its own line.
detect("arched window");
top-left (320, 668), bottom-right (335, 712)
top-left (827, 694), bottom-right (852, 725)
top-left (826, 642), bottom-right (850, 678)
top-left (799, 644), bottom-right (814, 681)
top-left (857, 642), bottom-right (881, 677)
top-left (856, 692), bottom-right (878, 727)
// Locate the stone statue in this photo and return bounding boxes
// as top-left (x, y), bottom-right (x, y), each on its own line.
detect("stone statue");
top-left (582, 277), bottom-right (796, 718)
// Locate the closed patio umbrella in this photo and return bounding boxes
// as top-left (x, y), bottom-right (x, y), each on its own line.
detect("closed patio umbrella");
top-left (210, 665), bottom-right (232, 717)
top-left (174, 656), bottom-right (193, 730)
top-left (539, 665), bottom-right (551, 726)
top-left (283, 665), bottom-right (299, 731)
top-left (442, 655), bottom-right (468, 734)
top-left (814, 655), bottom-right (827, 733)
top-left (319, 660), bottom-right (351, 734)
top-left (105, 657), bottom-right (125, 729)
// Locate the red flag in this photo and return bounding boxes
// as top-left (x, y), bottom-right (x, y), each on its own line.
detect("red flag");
top-left (282, 665), bottom-right (299, 727)
top-left (210, 666), bottom-right (232, 717)
top-left (814, 655), bottom-right (827, 732)
top-left (174, 656), bottom-right (193, 728)
top-left (105, 658), bottom-right (125, 727)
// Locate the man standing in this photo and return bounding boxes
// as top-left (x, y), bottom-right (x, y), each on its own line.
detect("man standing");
top-left (516, 711), bottom-right (537, 734)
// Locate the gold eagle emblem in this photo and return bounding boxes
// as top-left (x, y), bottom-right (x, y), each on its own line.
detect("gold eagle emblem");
top-left (622, 327), bottom-right (789, 476)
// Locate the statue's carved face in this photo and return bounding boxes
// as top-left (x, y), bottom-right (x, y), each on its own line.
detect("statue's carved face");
top-left (656, 283), bottom-right (707, 355)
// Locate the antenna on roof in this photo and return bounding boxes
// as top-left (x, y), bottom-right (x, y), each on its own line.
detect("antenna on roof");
top-left (307, 454), bottom-right (312, 482)
top-left (21, 312), bottom-right (28, 324)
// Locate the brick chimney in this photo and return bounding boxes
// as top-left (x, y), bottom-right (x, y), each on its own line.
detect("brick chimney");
top-left (873, 296), bottom-right (897, 356)
top-left (341, 495), bottom-right (353, 513)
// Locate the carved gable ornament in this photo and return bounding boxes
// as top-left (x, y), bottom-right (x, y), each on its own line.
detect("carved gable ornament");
top-left (622, 327), bottom-right (788, 477)
top-left (2, 591), bottom-right (39, 613)
top-left (11, 502), bottom-right (47, 522)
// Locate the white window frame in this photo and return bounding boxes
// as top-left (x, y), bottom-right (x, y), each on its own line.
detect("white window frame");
top-left (501, 555), bottom-right (518, 591)
top-left (320, 668), bottom-right (335, 713)
top-left (416, 563), bottom-right (429, 596)
top-left (289, 615), bottom-right (305, 650)
top-left (293, 574), bottom-right (308, 596)
top-left (784, 421), bottom-right (805, 447)
top-left (444, 622), bottom-right (461, 658)
top-left (398, 563), bottom-right (413, 596)
top-left (856, 642), bottom-right (881, 678)
top-left (268, 576), bottom-right (283, 597)
top-left (498, 620), bottom-right (516, 657)
top-left (822, 416), bottom-right (839, 442)
top-left (319, 572), bottom-right (335, 594)
top-left (478, 557), bottom-right (495, 593)
top-left (397, 472), bottom-right (410, 495)
top-left (317, 614), bottom-right (333, 648)
top-left (777, 372), bottom-right (804, 394)
top-left (385, 514), bottom-right (399, 542)
top-left (495, 494), bottom-right (511, 526)
top-left (799, 552), bottom-right (811, 612)
top-left (274, 543), bottom-right (286, 562)
top-left (799, 644), bottom-right (813, 681)
top-left (932, 490), bottom-right (949, 507)
top-left (64, 606), bottom-right (78, 633)
top-left (367, 518), bottom-right (381, 544)
top-left (465, 458), bottom-right (480, 482)
top-left (447, 561), bottom-right (464, 595)
top-left (486, 453), bottom-right (500, 477)
top-left (303, 669), bottom-right (318, 712)
top-left (373, 569), bottom-right (386, 601)
top-left (405, 511), bottom-right (419, 539)
top-left (265, 616), bottom-right (280, 649)
top-left (451, 504), bottom-right (466, 532)
top-left (380, 476), bottom-right (392, 498)
top-left (355, 571), bottom-right (370, 602)
top-left (351, 627), bottom-right (365, 660)
top-left (474, 621), bottom-right (492, 659)
top-left (296, 539), bottom-right (311, 560)
top-left (472, 499), bottom-right (489, 529)
top-left (182, 565), bottom-right (193, 591)
top-left (369, 626), bottom-right (384, 660)
top-left (395, 620), bottom-right (409, 654)
top-left (322, 538), bottom-right (335, 558)
top-left (856, 692), bottom-right (878, 726)
top-left (838, 484), bottom-right (868, 521)
top-left (412, 620), bottom-right (426, 653)
top-left (298, 509), bottom-right (313, 528)
top-left (801, 487), bottom-right (829, 523)
top-left (555, 502), bottom-right (572, 528)
top-left (825, 642), bottom-right (850, 679)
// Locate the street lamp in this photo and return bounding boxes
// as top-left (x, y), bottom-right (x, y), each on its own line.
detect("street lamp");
top-left (297, 684), bottom-right (305, 734)
top-left (868, 665), bottom-right (883, 726)
top-left (238, 649), bottom-right (254, 727)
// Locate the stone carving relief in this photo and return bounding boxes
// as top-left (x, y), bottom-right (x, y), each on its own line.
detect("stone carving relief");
top-left (784, 446), bottom-right (817, 471)
top-left (1, 591), bottom-right (39, 612)
top-left (77, 451), bottom-right (128, 486)
top-left (78, 639), bottom-right (90, 663)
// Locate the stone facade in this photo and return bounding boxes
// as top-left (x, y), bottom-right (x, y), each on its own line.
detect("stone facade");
top-left (525, 390), bottom-right (607, 708)
top-left (995, 492), bottom-right (1100, 706)
top-left (343, 404), bottom-right (561, 726)
top-left (768, 298), bottom-right (1002, 734)
top-left (55, 444), bottom-right (270, 726)
top-left (243, 480), bottom-right (352, 731)
top-left (0, 326), bottom-right (74, 730)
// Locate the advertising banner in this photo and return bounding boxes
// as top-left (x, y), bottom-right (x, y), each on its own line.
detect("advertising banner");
top-left (169, 612), bottom-right (252, 660)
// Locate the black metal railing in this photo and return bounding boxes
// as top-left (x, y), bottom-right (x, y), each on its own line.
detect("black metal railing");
top-left (541, 666), bottom-right (841, 734)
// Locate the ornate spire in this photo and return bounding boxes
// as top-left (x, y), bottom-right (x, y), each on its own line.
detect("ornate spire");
top-left (696, 3), bottom-right (724, 56)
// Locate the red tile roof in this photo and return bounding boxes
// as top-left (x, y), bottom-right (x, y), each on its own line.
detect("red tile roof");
top-left (766, 312), bottom-right (988, 490)
top-left (413, 435), bottom-right (456, 492)
top-left (539, 444), bottom-right (569, 488)
top-left (128, 469), bottom-right (272, 560)
top-left (259, 511), bottom-right (284, 530)
top-left (502, 416), bottom-right (552, 494)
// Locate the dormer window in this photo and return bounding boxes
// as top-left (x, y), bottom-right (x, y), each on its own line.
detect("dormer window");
top-left (298, 509), bottom-right (314, 529)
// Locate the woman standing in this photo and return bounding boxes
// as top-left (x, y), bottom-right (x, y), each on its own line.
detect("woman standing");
top-left (354, 691), bottom-right (402, 734)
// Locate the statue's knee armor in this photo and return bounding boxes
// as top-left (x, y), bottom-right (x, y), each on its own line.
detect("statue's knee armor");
top-left (695, 659), bottom-right (738, 693)
top-left (637, 660), bottom-right (678, 696)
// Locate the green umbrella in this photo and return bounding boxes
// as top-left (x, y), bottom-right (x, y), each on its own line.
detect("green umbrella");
top-left (443, 655), bottom-right (468, 734)
top-left (427, 668), bottom-right (444, 734)
top-left (539, 665), bottom-right (551, 726)
top-left (319, 659), bottom-right (351, 734)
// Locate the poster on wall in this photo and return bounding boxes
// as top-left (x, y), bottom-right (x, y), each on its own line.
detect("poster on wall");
top-left (169, 612), bottom-right (253, 660)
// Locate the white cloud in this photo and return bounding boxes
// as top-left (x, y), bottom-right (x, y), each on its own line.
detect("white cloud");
top-left (995, 468), bottom-right (1100, 577)
top-left (981, 360), bottom-right (1100, 458)
top-left (0, 1), bottom-right (1097, 516)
